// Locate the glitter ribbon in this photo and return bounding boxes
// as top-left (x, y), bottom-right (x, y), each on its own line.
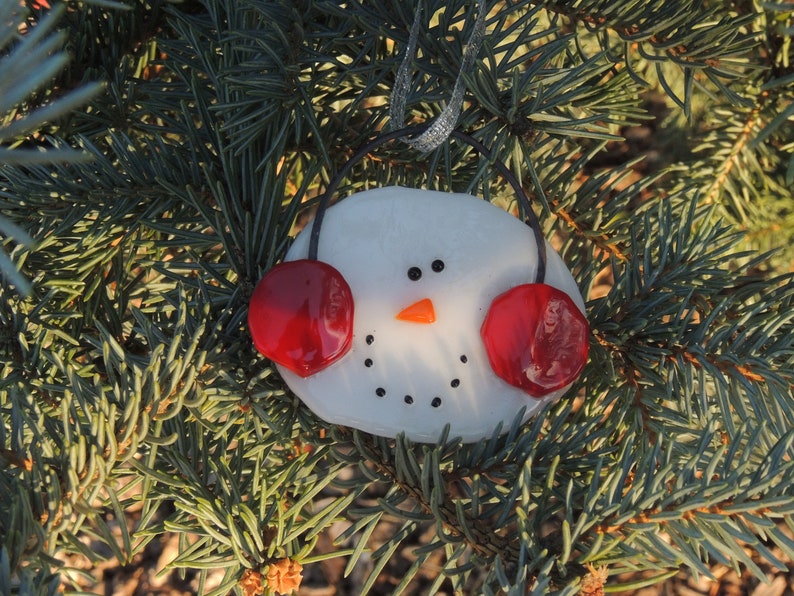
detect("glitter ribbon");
top-left (390, 0), bottom-right (487, 152)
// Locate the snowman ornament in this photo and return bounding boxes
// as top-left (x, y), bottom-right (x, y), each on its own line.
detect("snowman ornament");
top-left (249, 181), bottom-right (589, 443)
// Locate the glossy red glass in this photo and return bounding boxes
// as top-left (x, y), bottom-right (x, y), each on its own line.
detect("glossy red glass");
top-left (481, 283), bottom-right (589, 397)
top-left (249, 260), bottom-right (354, 377)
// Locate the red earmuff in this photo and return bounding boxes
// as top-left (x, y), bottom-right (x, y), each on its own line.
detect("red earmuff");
top-left (248, 260), bottom-right (354, 377)
top-left (481, 283), bottom-right (589, 397)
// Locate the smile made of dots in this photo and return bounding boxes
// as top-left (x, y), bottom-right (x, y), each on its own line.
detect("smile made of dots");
top-left (363, 253), bottom-right (466, 408)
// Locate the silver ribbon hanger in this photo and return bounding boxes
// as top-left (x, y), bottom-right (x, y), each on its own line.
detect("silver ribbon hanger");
top-left (390, 0), bottom-right (487, 152)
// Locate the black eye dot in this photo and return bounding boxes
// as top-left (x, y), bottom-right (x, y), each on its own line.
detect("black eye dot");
top-left (431, 259), bottom-right (445, 272)
top-left (404, 395), bottom-right (414, 405)
top-left (431, 397), bottom-right (442, 408)
top-left (460, 355), bottom-right (468, 364)
top-left (366, 335), bottom-right (374, 345)
top-left (450, 379), bottom-right (460, 388)
top-left (376, 387), bottom-right (386, 397)
top-left (407, 266), bottom-right (422, 281)
top-left (364, 358), bottom-right (373, 368)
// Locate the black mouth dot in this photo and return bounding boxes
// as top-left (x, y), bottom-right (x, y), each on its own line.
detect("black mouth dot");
top-left (404, 395), bottom-right (414, 404)
top-left (460, 355), bottom-right (468, 363)
top-left (376, 387), bottom-right (386, 397)
top-left (366, 334), bottom-right (374, 345)
top-left (431, 397), bottom-right (442, 408)
top-left (431, 259), bottom-right (445, 272)
top-left (450, 379), bottom-right (460, 388)
top-left (364, 358), bottom-right (373, 367)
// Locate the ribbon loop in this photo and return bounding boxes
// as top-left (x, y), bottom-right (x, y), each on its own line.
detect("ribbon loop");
top-left (390, 0), bottom-right (487, 152)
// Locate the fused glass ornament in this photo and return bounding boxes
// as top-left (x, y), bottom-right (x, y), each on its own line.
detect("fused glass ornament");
top-left (249, 186), bottom-right (589, 443)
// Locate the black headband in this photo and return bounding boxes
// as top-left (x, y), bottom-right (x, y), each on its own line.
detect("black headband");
top-left (308, 125), bottom-right (547, 285)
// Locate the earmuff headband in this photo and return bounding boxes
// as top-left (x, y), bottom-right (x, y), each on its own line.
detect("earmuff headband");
top-left (307, 125), bottom-right (547, 285)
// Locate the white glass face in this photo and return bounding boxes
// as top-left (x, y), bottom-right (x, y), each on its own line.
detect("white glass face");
top-left (279, 187), bottom-right (585, 443)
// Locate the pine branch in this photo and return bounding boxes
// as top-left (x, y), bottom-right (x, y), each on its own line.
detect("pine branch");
top-left (2, 1), bottom-right (794, 594)
top-left (534, 0), bottom-right (759, 111)
top-left (0, 2), bottom-right (102, 297)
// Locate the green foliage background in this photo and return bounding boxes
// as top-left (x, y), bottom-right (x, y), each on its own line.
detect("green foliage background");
top-left (1, 0), bottom-right (794, 594)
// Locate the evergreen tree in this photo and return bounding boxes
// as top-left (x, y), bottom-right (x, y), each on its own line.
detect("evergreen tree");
top-left (1, 0), bottom-right (793, 594)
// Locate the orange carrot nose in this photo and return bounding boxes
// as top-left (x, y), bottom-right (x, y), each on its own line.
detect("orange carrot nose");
top-left (396, 298), bottom-right (436, 324)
